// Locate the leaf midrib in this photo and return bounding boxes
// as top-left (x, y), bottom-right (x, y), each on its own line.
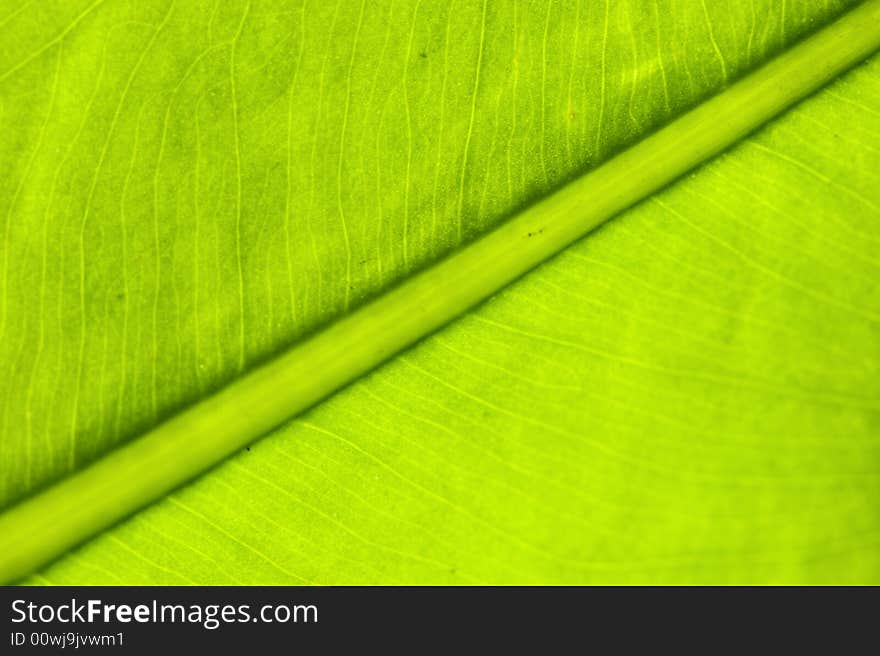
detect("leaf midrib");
top-left (2, 0), bottom-right (880, 584)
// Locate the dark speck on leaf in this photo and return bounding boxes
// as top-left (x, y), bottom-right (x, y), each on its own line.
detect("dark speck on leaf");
top-left (419, 50), bottom-right (427, 59)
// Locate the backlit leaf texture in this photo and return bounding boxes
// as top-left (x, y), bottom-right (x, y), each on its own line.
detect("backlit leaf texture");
top-left (1, 0), bottom-right (877, 583)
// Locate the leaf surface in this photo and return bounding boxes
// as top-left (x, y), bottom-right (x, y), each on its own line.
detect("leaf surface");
top-left (1, 0), bottom-right (878, 584)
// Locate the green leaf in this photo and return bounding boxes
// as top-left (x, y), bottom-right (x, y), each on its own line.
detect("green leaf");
top-left (1, 0), bottom-right (879, 584)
